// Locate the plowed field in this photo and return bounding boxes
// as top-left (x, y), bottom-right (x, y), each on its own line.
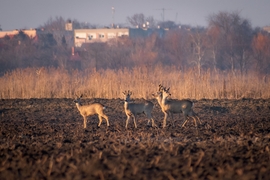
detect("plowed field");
top-left (1, 98), bottom-right (270, 179)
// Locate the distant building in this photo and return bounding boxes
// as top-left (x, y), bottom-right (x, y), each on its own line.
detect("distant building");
top-left (65, 20), bottom-right (73, 31)
top-left (263, 26), bottom-right (270, 33)
top-left (129, 28), bottom-right (166, 38)
top-left (74, 28), bottom-right (167, 47)
top-left (74, 28), bottom-right (129, 47)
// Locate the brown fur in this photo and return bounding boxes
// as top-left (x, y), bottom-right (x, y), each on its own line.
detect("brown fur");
top-left (74, 95), bottom-right (109, 128)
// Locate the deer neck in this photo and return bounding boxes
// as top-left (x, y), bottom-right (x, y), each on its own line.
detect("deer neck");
top-left (156, 95), bottom-right (163, 106)
top-left (76, 102), bottom-right (82, 111)
top-left (161, 95), bottom-right (169, 105)
top-left (124, 100), bottom-right (129, 109)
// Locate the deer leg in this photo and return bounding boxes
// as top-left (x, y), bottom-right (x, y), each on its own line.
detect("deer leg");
top-left (103, 115), bottom-right (110, 126)
top-left (163, 112), bottom-right (168, 128)
top-left (125, 116), bottom-right (130, 129)
top-left (147, 119), bottom-right (151, 126)
top-left (133, 115), bottom-right (137, 128)
top-left (170, 113), bottom-right (175, 127)
top-left (98, 115), bottom-right (102, 127)
top-left (146, 113), bottom-right (154, 127)
top-left (148, 113), bottom-right (156, 127)
top-left (82, 116), bottom-right (87, 128)
top-left (151, 118), bottom-right (157, 127)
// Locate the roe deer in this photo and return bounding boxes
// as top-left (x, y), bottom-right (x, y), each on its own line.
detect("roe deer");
top-left (122, 90), bottom-right (156, 129)
top-left (74, 95), bottom-right (109, 129)
top-left (152, 84), bottom-right (181, 127)
top-left (160, 87), bottom-right (201, 128)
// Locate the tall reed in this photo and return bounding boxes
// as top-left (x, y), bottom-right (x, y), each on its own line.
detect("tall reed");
top-left (0, 66), bottom-right (269, 99)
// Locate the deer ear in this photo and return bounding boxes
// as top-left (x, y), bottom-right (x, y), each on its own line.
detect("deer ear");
top-left (158, 84), bottom-right (163, 91)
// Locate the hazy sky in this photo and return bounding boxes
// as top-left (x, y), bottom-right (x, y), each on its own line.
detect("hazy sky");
top-left (1, 0), bottom-right (270, 31)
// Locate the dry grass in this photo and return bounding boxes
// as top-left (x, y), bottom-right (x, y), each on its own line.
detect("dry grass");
top-left (0, 66), bottom-right (269, 99)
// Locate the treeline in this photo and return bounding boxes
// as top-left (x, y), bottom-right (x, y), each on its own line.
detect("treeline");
top-left (0, 11), bottom-right (270, 76)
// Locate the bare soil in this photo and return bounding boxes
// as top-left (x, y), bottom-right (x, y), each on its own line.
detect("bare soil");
top-left (1, 98), bottom-right (270, 180)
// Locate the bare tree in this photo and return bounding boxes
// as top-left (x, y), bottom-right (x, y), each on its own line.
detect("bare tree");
top-left (206, 26), bottom-right (222, 71)
top-left (157, 20), bottom-right (178, 29)
top-left (233, 18), bottom-right (253, 74)
top-left (40, 17), bottom-right (94, 48)
top-left (163, 29), bottom-right (189, 69)
top-left (72, 19), bottom-right (98, 29)
top-left (40, 16), bottom-right (66, 31)
top-left (127, 13), bottom-right (156, 28)
top-left (189, 27), bottom-right (207, 76)
top-left (252, 32), bottom-right (270, 74)
top-left (207, 11), bottom-right (253, 73)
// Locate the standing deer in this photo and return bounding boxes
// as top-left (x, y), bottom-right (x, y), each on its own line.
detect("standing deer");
top-left (123, 90), bottom-right (156, 129)
top-left (152, 84), bottom-right (180, 127)
top-left (159, 86), bottom-right (201, 128)
top-left (74, 95), bottom-right (109, 129)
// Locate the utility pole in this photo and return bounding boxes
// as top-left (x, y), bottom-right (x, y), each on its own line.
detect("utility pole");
top-left (111, 7), bottom-right (115, 28)
top-left (175, 13), bottom-right (178, 23)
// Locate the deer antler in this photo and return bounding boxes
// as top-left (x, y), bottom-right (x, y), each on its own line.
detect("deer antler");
top-left (158, 84), bottom-right (164, 92)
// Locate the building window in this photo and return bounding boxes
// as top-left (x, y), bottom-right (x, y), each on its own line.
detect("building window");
top-left (108, 33), bottom-right (116, 39)
top-left (99, 34), bottom-right (105, 38)
top-left (75, 33), bottom-right (86, 39)
top-left (88, 34), bottom-right (96, 40)
top-left (117, 32), bottom-right (128, 37)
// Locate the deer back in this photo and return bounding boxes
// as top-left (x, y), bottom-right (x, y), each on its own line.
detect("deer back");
top-left (162, 99), bottom-right (193, 113)
top-left (77, 103), bottom-right (104, 116)
top-left (125, 101), bottom-right (153, 115)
